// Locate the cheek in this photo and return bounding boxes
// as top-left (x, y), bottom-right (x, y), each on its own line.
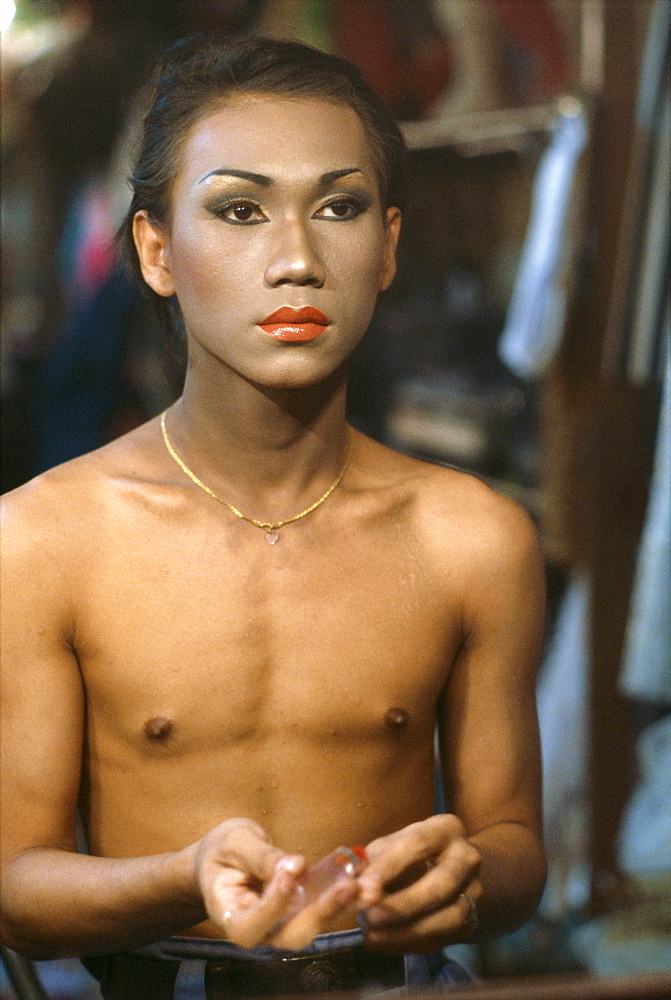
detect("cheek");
top-left (340, 250), bottom-right (387, 324)
top-left (169, 232), bottom-right (241, 306)
top-left (324, 225), bottom-right (387, 289)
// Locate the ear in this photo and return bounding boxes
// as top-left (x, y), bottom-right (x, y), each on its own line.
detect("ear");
top-left (378, 206), bottom-right (402, 292)
top-left (132, 211), bottom-right (176, 297)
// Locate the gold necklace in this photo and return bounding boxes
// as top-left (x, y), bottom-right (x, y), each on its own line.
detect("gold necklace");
top-left (160, 411), bottom-right (350, 544)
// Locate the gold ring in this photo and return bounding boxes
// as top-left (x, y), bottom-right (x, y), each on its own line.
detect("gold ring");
top-left (459, 891), bottom-right (478, 932)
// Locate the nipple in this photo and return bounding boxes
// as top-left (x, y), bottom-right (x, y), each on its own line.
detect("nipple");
top-left (384, 707), bottom-right (409, 731)
top-left (144, 716), bottom-right (173, 740)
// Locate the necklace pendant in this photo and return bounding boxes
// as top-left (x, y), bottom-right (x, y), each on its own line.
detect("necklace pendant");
top-left (265, 529), bottom-right (280, 544)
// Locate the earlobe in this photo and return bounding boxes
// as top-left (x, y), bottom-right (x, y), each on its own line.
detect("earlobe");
top-left (132, 211), bottom-right (176, 297)
top-left (378, 207), bottom-right (402, 292)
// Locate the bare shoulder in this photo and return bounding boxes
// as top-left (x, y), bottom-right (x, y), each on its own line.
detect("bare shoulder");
top-left (1, 419), bottom-right (161, 572)
top-left (354, 434), bottom-right (546, 681)
top-left (353, 432), bottom-right (543, 581)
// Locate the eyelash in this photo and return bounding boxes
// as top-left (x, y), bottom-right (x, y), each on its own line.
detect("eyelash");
top-left (209, 195), bottom-right (369, 225)
top-left (316, 196), bottom-right (369, 220)
top-left (210, 198), bottom-right (265, 225)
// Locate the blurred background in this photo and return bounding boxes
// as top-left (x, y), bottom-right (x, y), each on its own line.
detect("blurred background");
top-left (1, 0), bottom-right (669, 996)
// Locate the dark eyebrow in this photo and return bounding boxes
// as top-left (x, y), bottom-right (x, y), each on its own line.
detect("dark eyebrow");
top-left (197, 167), bottom-right (365, 187)
top-left (319, 168), bottom-right (365, 186)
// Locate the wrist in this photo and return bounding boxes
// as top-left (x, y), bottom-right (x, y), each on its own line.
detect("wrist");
top-left (175, 840), bottom-right (207, 909)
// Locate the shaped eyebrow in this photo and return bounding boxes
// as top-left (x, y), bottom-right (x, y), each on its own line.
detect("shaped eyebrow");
top-left (319, 167), bottom-right (365, 186)
top-left (197, 167), bottom-right (365, 187)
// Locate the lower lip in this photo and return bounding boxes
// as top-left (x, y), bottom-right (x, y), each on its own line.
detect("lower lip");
top-left (259, 323), bottom-right (328, 342)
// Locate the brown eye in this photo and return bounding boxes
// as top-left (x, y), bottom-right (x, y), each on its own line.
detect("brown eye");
top-left (316, 196), bottom-right (368, 221)
top-left (329, 200), bottom-right (352, 218)
top-left (232, 203), bottom-right (255, 221)
top-left (211, 199), bottom-right (266, 224)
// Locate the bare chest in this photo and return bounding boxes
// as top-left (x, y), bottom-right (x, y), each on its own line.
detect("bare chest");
top-left (74, 508), bottom-right (461, 754)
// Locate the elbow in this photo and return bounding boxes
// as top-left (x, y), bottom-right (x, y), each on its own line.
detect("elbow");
top-left (0, 887), bottom-right (73, 961)
top-left (518, 839), bottom-right (548, 926)
top-left (484, 830), bottom-right (548, 937)
top-left (0, 852), bottom-right (81, 960)
top-left (1, 917), bottom-right (67, 961)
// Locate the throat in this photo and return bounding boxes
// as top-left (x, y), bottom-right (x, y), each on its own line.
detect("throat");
top-left (160, 410), bottom-right (352, 541)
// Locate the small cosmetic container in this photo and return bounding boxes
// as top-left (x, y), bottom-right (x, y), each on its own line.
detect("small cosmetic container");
top-left (279, 846), bottom-right (367, 926)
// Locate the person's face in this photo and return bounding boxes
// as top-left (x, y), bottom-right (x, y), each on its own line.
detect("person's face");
top-left (134, 94), bottom-right (401, 390)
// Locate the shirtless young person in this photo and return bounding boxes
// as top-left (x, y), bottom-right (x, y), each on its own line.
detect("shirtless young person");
top-left (1, 37), bottom-right (546, 999)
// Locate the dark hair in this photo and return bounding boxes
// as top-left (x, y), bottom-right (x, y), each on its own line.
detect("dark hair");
top-left (117, 35), bottom-right (406, 361)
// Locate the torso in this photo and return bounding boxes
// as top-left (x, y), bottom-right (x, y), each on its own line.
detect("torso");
top-left (4, 417), bottom-right (513, 936)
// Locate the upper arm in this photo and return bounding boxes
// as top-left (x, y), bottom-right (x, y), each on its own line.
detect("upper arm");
top-left (439, 493), bottom-right (546, 838)
top-left (1, 492), bottom-right (85, 871)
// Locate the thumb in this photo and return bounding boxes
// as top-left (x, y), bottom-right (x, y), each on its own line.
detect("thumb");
top-left (212, 820), bottom-right (304, 884)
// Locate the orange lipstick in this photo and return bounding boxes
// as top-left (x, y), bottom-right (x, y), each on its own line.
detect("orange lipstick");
top-left (259, 306), bottom-right (330, 342)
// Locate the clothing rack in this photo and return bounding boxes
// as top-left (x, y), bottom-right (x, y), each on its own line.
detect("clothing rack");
top-left (401, 101), bottom-right (557, 156)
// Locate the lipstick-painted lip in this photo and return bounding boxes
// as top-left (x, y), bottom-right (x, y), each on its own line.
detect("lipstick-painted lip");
top-left (261, 306), bottom-right (330, 325)
top-left (259, 306), bottom-right (330, 342)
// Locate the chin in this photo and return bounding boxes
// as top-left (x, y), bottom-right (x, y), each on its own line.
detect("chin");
top-left (256, 372), bottom-right (341, 392)
top-left (257, 355), bottom-right (351, 391)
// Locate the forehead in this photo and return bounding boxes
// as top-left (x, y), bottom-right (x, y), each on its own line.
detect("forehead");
top-left (174, 94), bottom-right (378, 189)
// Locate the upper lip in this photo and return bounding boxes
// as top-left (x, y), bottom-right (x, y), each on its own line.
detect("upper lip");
top-left (259, 306), bottom-right (330, 326)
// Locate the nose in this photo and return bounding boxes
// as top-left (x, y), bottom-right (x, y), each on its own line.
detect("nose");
top-left (264, 217), bottom-right (326, 287)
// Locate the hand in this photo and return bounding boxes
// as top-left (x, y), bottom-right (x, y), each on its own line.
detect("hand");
top-left (193, 819), bottom-right (360, 950)
top-left (357, 814), bottom-right (482, 951)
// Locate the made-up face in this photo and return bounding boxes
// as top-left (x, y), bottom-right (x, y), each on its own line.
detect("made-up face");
top-left (134, 94), bottom-right (401, 390)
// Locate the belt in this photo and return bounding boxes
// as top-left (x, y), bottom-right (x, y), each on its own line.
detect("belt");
top-left (86, 945), bottom-right (406, 999)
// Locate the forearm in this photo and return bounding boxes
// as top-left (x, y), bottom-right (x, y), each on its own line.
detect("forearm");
top-left (468, 821), bottom-right (546, 938)
top-left (0, 844), bottom-right (205, 959)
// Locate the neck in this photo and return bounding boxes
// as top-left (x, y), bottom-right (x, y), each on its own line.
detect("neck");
top-left (165, 365), bottom-right (351, 513)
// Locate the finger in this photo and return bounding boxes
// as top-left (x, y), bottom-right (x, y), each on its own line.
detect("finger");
top-left (359, 815), bottom-right (467, 905)
top-left (201, 844), bottom-right (306, 928)
top-left (202, 865), bottom-right (265, 928)
top-left (364, 882), bottom-right (482, 952)
top-left (214, 822), bottom-right (294, 884)
top-left (363, 841), bottom-right (480, 927)
top-left (222, 856), bottom-right (305, 948)
top-left (272, 877), bottom-right (361, 951)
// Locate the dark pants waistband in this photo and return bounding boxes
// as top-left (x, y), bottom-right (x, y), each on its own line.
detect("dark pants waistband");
top-left (84, 944), bottom-right (406, 999)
